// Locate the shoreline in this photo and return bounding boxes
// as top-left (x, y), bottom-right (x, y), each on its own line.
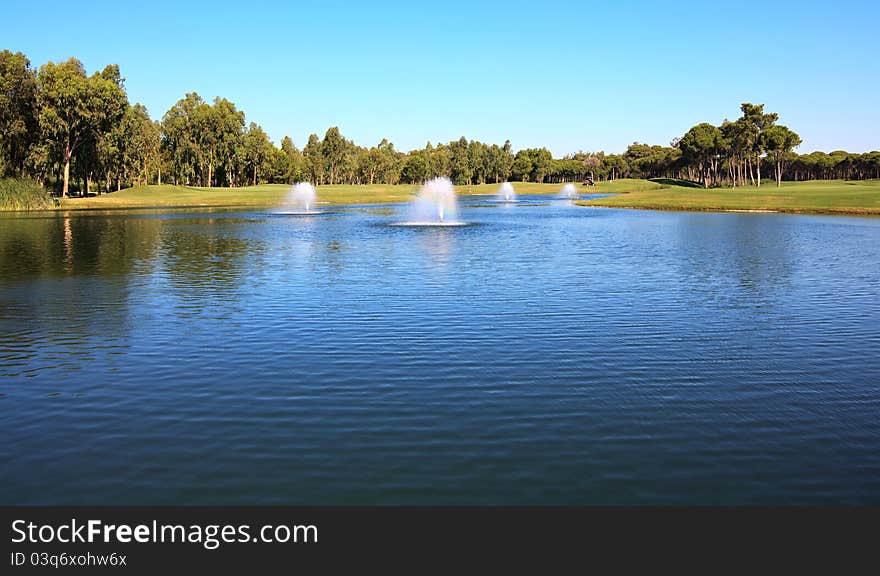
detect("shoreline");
top-left (2, 179), bottom-right (878, 217)
top-left (582, 202), bottom-right (880, 217)
top-left (4, 201), bottom-right (878, 218)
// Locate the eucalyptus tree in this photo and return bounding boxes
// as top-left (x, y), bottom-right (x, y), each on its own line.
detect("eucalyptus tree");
top-left (242, 122), bottom-right (274, 186)
top-left (0, 50), bottom-right (38, 177)
top-left (208, 97), bottom-right (245, 187)
top-left (366, 144), bottom-right (382, 184)
top-left (375, 138), bottom-right (401, 184)
top-left (467, 140), bottom-right (487, 184)
top-left (278, 136), bottom-right (305, 183)
top-left (400, 151), bottom-right (429, 183)
top-left (426, 142), bottom-right (450, 179)
top-left (449, 137), bottom-right (472, 185)
top-left (511, 150), bottom-right (533, 181)
top-left (528, 148), bottom-right (553, 182)
top-left (303, 133), bottom-right (323, 184)
top-left (501, 140), bottom-right (514, 182)
top-left (340, 138), bottom-right (360, 184)
top-left (161, 93), bottom-right (204, 185)
top-left (321, 127), bottom-right (346, 185)
top-left (124, 104), bottom-right (160, 187)
top-left (36, 59), bottom-right (127, 197)
top-left (97, 116), bottom-right (124, 191)
top-left (483, 144), bottom-right (505, 183)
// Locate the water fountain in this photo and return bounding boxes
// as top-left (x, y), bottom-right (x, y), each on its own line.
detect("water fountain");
top-left (276, 182), bottom-right (321, 215)
top-left (395, 177), bottom-right (465, 226)
top-left (559, 183), bottom-right (579, 199)
top-left (496, 182), bottom-right (518, 203)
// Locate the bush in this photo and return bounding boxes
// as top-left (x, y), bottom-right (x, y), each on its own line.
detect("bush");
top-left (0, 178), bottom-right (53, 210)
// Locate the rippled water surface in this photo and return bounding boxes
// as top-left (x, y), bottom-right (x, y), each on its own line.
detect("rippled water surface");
top-left (2, 197), bottom-right (879, 504)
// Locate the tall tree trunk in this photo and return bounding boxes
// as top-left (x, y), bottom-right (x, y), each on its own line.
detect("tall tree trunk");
top-left (62, 145), bottom-right (71, 198)
top-left (253, 165), bottom-right (257, 187)
top-left (756, 154), bottom-right (762, 187)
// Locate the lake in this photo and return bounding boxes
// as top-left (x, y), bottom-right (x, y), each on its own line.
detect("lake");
top-left (1, 196), bottom-right (879, 504)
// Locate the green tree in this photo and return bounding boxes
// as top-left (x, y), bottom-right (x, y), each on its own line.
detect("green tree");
top-left (467, 140), bottom-right (487, 184)
top-left (208, 97), bottom-right (245, 187)
top-left (739, 103), bottom-right (778, 187)
top-left (376, 138), bottom-right (400, 184)
top-left (511, 150), bottom-right (533, 181)
top-left (321, 127), bottom-right (346, 185)
top-left (449, 137), bottom-right (472, 185)
top-left (0, 50), bottom-right (38, 177)
top-left (528, 148), bottom-right (553, 182)
top-left (36, 59), bottom-right (127, 197)
top-left (761, 125), bottom-right (801, 187)
top-left (400, 151), bottom-right (428, 183)
top-left (123, 103), bottom-right (160, 187)
top-left (242, 122), bottom-right (274, 186)
top-left (279, 136), bottom-right (305, 183)
top-left (603, 154), bottom-right (627, 181)
top-left (484, 144), bottom-right (504, 183)
top-left (360, 142), bottom-right (383, 184)
top-left (720, 119), bottom-right (750, 187)
top-left (425, 142), bottom-right (450, 179)
top-left (582, 154), bottom-right (601, 182)
top-left (679, 123), bottom-right (723, 187)
top-left (501, 140), bottom-right (514, 182)
top-left (303, 133), bottom-right (323, 184)
top-left (161, 92), bottom-right (204, 185)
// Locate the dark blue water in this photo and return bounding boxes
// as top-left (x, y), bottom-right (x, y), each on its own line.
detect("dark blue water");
top-left (2, 196), bottom-right (879, 504)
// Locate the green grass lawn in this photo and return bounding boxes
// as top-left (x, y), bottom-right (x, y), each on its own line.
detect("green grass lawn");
top-left (61, 183), bottom-right (413, 209)
top-left (58, 181), bottom-right (577, 210)
top-left (55, 179), bottom-right (880, 216)
top-left (581, 179), bottom-right (880, 215)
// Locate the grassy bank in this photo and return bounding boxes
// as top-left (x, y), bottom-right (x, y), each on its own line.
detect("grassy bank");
top-left (53, 179), bottom-right (880, 216)
top-left (58, 181), bottom-right (576, 210)
top-left (0, 178), bottom-right (53, 211)
top-left (580, 179), bottom-right (880, 215)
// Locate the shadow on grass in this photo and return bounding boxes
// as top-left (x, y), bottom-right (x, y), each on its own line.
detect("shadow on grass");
top-left (649, 178), bottom-right (704, 189)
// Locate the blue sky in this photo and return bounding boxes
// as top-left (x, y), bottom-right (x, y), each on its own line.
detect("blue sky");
top-left (5, 0), bottom-right (878, 155)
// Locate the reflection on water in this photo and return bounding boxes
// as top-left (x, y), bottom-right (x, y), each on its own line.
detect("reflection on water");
top-left (0, 215), bottom-right (169, 380)
top-left (63, 216), bottom-right (72, 272)
top-left (415, 226), bottom-right (456, 271)
top-left (1, 202), bottom-right (880, 505)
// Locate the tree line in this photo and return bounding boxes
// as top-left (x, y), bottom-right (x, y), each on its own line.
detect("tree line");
top-left (1, 50), bottom-right (878, 198)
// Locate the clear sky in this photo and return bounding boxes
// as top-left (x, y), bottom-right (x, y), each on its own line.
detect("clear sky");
top-left (5, 0), bottom-right (878, 155)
